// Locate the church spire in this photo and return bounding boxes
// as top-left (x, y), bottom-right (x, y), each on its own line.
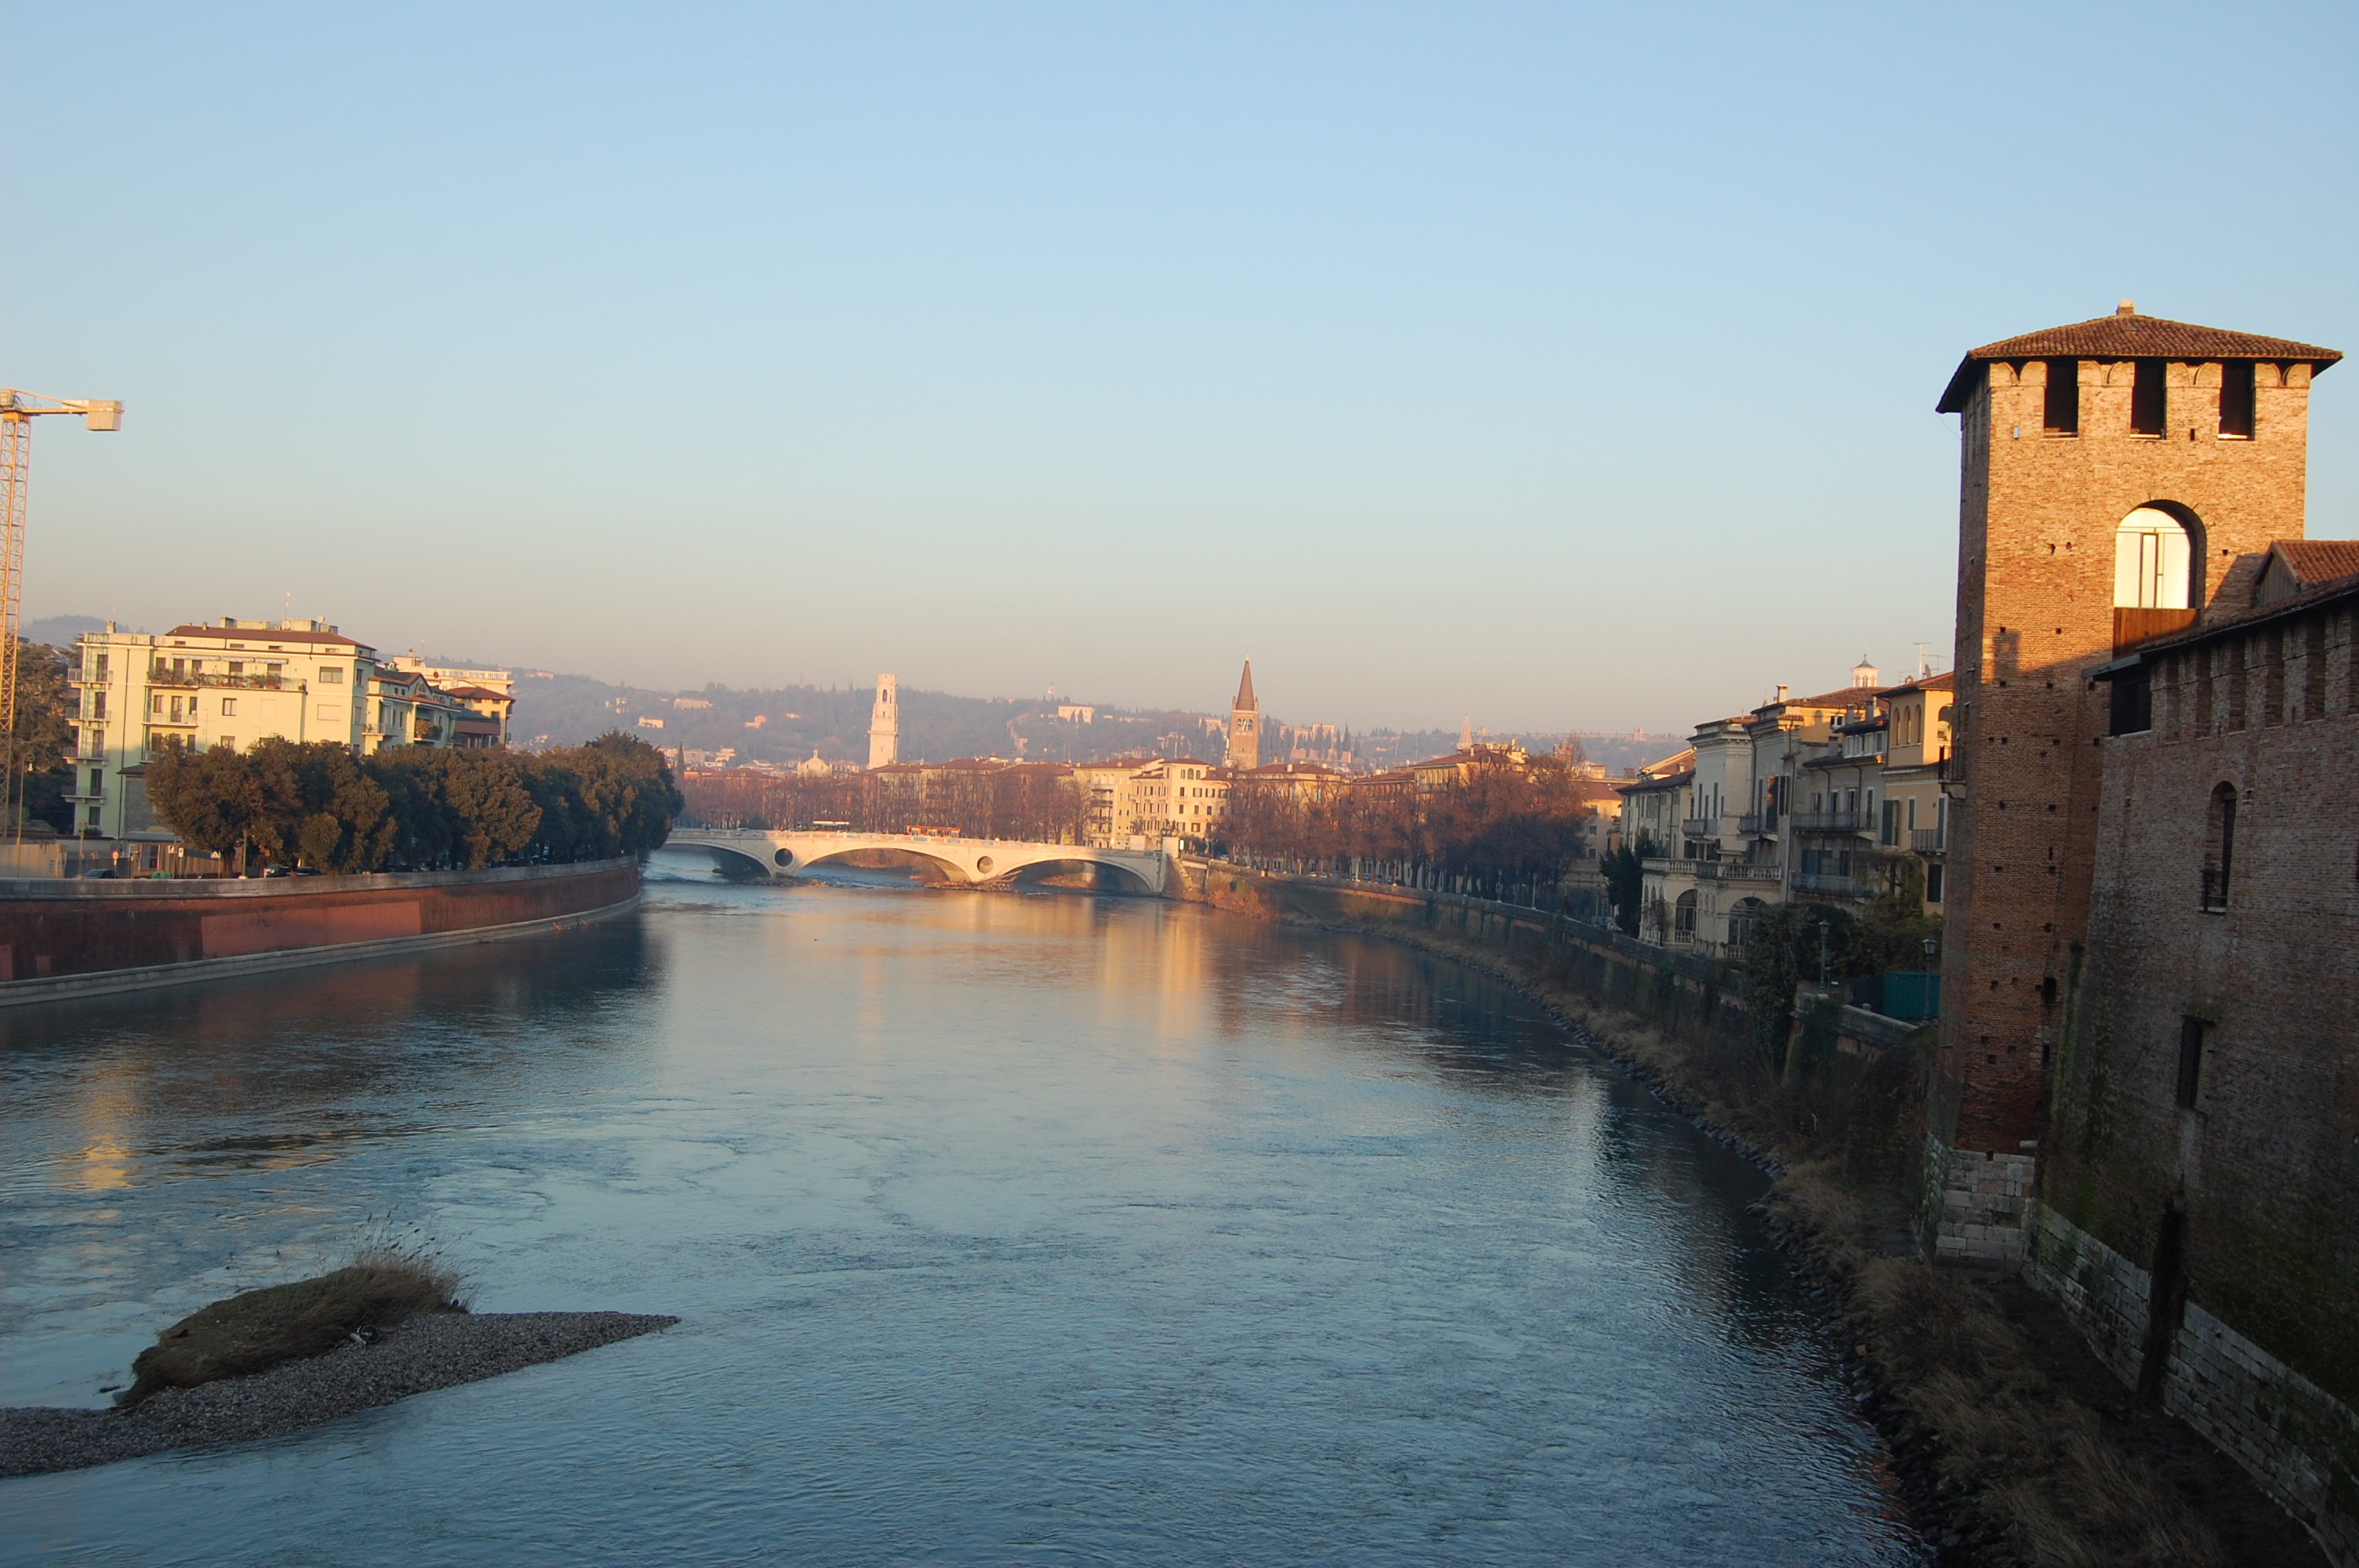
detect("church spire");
top-left (1234, 659), bottom-right (1257, 712)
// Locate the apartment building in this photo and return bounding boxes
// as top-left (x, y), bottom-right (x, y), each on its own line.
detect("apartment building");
top-left (67, 618), bottom-right (498, 838)
top-left (68, 619), bottom-right (375, 837)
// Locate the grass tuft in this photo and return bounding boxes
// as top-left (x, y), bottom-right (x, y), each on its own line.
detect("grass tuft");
top-left (121, 1232), bottom-right (468, 1406)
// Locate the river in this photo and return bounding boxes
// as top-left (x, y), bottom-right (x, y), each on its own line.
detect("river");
top-left (1, 861), bottom-right (1921, 1565)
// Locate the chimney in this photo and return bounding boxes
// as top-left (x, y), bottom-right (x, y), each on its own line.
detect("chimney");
top-left (2117, 299), bottom-right (2136, 315)
top-left (1776, 684), bottom-right (1790, 702)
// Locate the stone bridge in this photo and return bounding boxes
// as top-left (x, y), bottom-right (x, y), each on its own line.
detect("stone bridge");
top-left (663, 828), bottom-right (1172, 895)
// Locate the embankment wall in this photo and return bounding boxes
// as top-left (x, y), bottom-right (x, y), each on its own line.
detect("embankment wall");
top-left (0, 858), bottom-right (641, 1005)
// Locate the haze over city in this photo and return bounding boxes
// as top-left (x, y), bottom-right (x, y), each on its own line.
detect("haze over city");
top-left (9, 3), bottom-right (2352, 731)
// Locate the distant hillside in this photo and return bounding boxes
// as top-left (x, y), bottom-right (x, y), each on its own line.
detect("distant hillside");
top-left (511, 673), bottom-right (1674, 775)
top-left (24, 614), bottom-right (109, 646)
top-left (511, 674), bottom-right (1224, 766)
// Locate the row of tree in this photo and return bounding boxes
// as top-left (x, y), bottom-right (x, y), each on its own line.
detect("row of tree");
top-left (146, 731), bottom-right (682, 872)
top-left (1219, 757), bottom-right (1604, 891)
top-left (682, 768), bottom-right (1089, 844)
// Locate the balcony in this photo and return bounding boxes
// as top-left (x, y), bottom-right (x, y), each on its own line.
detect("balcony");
top-left (1788, 810), bottom-right (1870, 833)
top-left (1791, 870), bottom-right (1870, 897)
top-left (1695, 859), bottom-right (1781, 884)
top-left (1737, 811), bottom-right (1775, 834)
top-left (2114, 605), bottom-right (2197, 653)
top-left (1681, 816), bottom-right (1717, 837)
top-left (144, 670), bottom-right (292, 691)
top-left (1909, 828), bottom-right (1944, 853)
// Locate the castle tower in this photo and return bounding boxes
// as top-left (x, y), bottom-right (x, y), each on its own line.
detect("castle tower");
top-left (1926, 303), bottom-right (2339, 1260)
top-left (1227, 661), bottom-right (1260, 771)
top-left (867, 673), bottom-right (900, 769)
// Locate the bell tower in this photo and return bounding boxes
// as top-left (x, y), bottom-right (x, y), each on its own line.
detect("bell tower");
top-left (867, 673), bottom-right (900, 769)
top-left (1227, 661), bottom-right (1260, 771)
top-left (1925, 303), bottom-right (2339, 1259)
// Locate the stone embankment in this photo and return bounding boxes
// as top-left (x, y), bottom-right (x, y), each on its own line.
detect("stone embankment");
top-left (1, 1312), bottom-right (677, 1479)
top-left (1175, 862), bottom-right (2324, 1568)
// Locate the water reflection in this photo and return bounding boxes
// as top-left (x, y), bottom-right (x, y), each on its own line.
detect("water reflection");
top-left (1, 873), bottom-right (1917, 1566)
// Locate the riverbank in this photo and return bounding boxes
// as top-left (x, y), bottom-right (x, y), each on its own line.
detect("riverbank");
top-left (0, 1312), bottom-right (677, 1479)
top-left (1180, 865), bottom-right (2322, 1567)
top-left (0, 857), bottom-right (640, 1007)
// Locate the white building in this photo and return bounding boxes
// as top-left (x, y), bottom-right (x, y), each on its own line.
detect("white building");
top-left (868, 674), bottom-right (900, 768)
top-left (67, 617), bottom-right (492, 839)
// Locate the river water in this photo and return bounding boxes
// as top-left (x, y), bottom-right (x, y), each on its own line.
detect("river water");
top-left (1, 862), bottom-right (1921, 1565)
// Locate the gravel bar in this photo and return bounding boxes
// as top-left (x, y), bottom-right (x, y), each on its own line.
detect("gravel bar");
top-left (0, 1310), bottom-right (678, 1479)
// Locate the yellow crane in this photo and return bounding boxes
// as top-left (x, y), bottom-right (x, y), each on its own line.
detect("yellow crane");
top-left (0, 389), bottom-right (123, 837)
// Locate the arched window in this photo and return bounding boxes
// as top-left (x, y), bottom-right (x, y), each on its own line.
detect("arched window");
top-left (1728, 896), bottom-right (1765, 953)
top-left (1674, 889), bottom-right (1698, 940)
top-left (2116, 509), bottom-right (2192, 609)
top-left (2201, 782), bottom-right (2236, 912)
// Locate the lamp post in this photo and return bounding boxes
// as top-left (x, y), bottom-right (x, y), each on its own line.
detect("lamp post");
top-left (1923, 935), bottom-right (1939, 1019)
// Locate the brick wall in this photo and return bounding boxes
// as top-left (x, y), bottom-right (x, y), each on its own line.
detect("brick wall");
top-left (2031, 1202), bottom-right (2359, 1566)
top-left (1936, 348), bottom-right (2319, 1201)
top-left (2046, 590), bottom-right (2359, 1392)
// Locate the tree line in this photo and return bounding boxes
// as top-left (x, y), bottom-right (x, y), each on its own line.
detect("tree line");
top-left (1219, 756), bottom-right (1603, 897)
top-left (147, 731), bottom-right (682, 873)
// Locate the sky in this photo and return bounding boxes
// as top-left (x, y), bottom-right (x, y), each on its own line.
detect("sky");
top-left (7, 2), bottom-right (2355, 734)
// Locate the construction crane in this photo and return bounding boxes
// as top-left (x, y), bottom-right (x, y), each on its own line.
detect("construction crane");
top-left (0, 389), bottom-right (123, 837)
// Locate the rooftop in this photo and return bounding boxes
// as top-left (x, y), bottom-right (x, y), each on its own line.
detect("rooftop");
top-left (1937, 305), bottom-right (2342, 413)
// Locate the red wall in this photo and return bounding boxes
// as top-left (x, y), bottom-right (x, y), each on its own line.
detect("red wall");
top-left (0, 860), bottom-right (639, 983)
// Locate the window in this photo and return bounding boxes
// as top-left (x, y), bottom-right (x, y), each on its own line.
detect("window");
top-left (2114, 509), bottom-right (2191, 608)
top-left (1674, 890), bottom-right (1697, 938)
top-left (227, 661), bottom-right (242, 677)
top-left (2175, 1016), bottom-right (2211, 1109)
top-left (2131, 359), bottom-right (2166, 435)
top-left (1881, 800), bottom-right (1899, 844)
top-left (93, 652), bottom-right (108, 681)
top-left (91, 691), bottom-right (106, 720)
top-left (88, 768), bottom-right (103, 797)
top-left (2219, 361), bottom-right (2255, 438)
top-left (216, 736), bottom-right (234, 753)
top-left (2201, 782), bottom-right (2236, 911)
top-left (318, 666), bottom-right (344, 684)
top-left (2043, 358), bottom-right (2079, 434)
top-left (265, 663), bottom-right (282, 681)
top-left (220, 698), bottom-right (237, 717)
top-left (2108, 665), bottom-right (2153, 735)
top-left (1926, 863), bottom-right (1945, 903)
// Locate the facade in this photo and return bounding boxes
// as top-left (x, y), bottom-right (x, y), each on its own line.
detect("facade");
top-left (68, 619), bottom-right (376, 839)
top-left (384, 655), bottom-right (514, 744)
top-left (65, 619), bottom-right (511, 840)
top-left (1876, 673), bottom-right (1955, 913)
top-left (2046, 570), bottom-right (2359, 1557)
top-left (1227, 662), bottom-right (1261, 771)
top-left (1928, 304), bottom-right (2341, 1261)
top-left (867, 674), bottom-right (900, 769)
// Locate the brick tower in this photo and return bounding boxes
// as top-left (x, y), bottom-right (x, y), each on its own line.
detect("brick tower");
top-left (1227, 661), bottom-right (1260, 771)
top-left (1925, 303), bottom-right (2339, 1258)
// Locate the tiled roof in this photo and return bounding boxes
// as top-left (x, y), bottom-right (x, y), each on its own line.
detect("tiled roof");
top-left (163, 622), bottom-right (359, 648)
top-left (2103, 561), bottom-right (2359, 664)
top-left (2267, 539), bottom-right (2359, 587)
top-left (1938, 309), bottom-right (2341, 412)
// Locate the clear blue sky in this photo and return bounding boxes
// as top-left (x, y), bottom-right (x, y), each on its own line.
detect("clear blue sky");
top-left (9, 2), bottom-right (2354, 733)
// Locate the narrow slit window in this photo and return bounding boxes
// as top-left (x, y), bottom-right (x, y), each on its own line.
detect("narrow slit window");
top-left (2219, 361), bottom-right (2255, 437)
top-left (2201, 782), bottom-right (2237, 911)
top-left (2175, 1017), bottom-right (2210, 1109)
top-left (2043, 359), bottom-right (2079, 434)
top-left (2132, 359), bottom-right (2167, 435)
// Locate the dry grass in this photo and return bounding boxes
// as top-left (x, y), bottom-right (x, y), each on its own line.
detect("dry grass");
top-left (122, 1238), bottom-right (468, 1406)
top-left (1850, 1258), bottom-right (2226, 1566)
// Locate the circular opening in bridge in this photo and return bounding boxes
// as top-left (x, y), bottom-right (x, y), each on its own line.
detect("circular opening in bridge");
top-left (974, 855), bottom-right (994, 874)
top-left (773, 849), bottom-right (793, 868)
